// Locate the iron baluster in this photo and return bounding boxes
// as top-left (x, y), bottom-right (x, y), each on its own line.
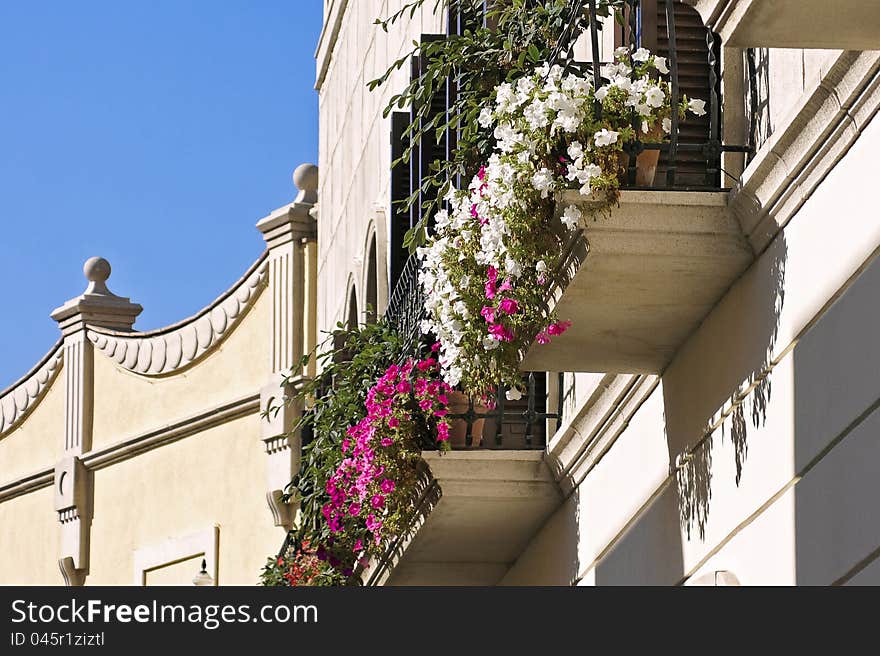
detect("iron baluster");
top-left (664, 0), bottom-right (679, 188)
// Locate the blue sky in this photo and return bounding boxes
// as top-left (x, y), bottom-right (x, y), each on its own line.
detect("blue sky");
top-left (0, 2), bottom-right (323, 388)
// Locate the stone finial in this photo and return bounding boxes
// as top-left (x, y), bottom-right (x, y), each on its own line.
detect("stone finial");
top-left (51, 257), bottom-right (143, 334)
top-left (293, 163), bottom-right (318, 205)
top-left (257, 163), bottom-right (319, 246)
top-left (83, 256), bottom-right (112, 295)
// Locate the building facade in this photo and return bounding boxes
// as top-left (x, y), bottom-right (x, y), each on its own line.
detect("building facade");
top-left (2, 0), bottom-right (880, 585)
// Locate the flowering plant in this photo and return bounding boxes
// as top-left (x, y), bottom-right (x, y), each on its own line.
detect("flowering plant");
top-left (419, 47), bottom-right (706, 397)
top-left (261, 320), bottom-right (452, 585)
top-left (315, 353), bottom-right (451, 573)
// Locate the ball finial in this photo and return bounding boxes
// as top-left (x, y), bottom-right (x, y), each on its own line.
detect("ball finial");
top-left (83, 256), bottom-right (111, 283)
top-left (292, 163), bottom-right (318, 203)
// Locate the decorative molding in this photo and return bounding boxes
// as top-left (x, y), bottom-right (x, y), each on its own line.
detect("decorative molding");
top-left (731, 50), bottom-right (880, 255)
top-left (0, 467), bottom-right (54, 503)
top-left (87, 256), bottom-right (268, 376)
top-left (0, 393), bottom-right (260, 505)
top-left (82, 393), bottom-right (260, 471)
top-left (0, 340), bottom-right (63, 438)
top-left (54, 455), bottom-right (93, 584)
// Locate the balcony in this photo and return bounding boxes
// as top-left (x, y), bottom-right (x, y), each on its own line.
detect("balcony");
top-left (520, 189), bottom-right (754, 374)
top-left (693, 0), bottom-right (880, 51)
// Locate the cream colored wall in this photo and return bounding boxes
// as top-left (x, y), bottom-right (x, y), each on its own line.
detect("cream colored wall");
top-left (317, 0), bottom-right (444, 332)
top-left (0, 368), bottom-right (64, 484)
top-left (88, 413), bottom-right (278, 585)
top-left (503, 103), bottom-right (880, 586)
top-left (0, 487), bottom-right (59, 584)
top-left (91, 290), bottom-right (270, 450)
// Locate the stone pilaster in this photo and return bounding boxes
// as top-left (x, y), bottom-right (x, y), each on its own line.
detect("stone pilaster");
top-left (50, 257), bottom-right (142, 585)
top-left (256, 164), bottom-right (318, 530)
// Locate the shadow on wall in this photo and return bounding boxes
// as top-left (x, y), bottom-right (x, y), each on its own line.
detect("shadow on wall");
top-left (747, 48), bottom-right (773, 155)
top-left (792, 248), bottom-right (880, 585)
top-left (663, 232), bottom-right (788, 540)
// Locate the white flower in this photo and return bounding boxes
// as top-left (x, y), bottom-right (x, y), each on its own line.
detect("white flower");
top-left (561, 204), bottom-right (582, 229)
top-left (531, 167), bottom-right (554, 198)
top-left (614, 46), bottom-right (630, 58)
top-left (482, 336), bottom-right (500, 350)
top-left (642, 120), bottom-right (650, 134)
top-left (645, 86), bottom-right (665, 108)
top-left (478, 107), bottom-right (494, 128)
top-left (505, 256), bottom-right (523, 278)
top-left (459, 274), bottom-right (471, 289)
top-left (567, 141), bottom-right (584, 161)
top-left (594, 128), bottom-right (619, 147)
top-left (536, 260), bottom-right (547, 273)
top-left (654, 56), bottom-right (669, 75)
top-left (595, 86), bottom-right (609, 102)
top-left (506, 388), bottom-right (523, 401)
top-left (662, 117), bottom-right (672, 134)
top-left (633, 48), bottom-right (650, 63)
top-left (688, 98), bottom-right (707, 116)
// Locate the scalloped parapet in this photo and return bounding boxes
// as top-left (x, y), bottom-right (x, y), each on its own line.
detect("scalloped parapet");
top-left (0, 341), bottom-right (64, 437)
top-left (86, 255), bottom-right (269, 376)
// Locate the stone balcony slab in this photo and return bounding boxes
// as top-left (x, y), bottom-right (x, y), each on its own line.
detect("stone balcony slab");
top-left (520, 190), bottom-right (753, 374)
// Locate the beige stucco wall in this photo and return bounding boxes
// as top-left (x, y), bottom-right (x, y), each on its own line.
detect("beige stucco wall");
top-left (0, 487), bottom-right (59, 584)
top-left (317, 0), bottom-right (443, 331)
top-left (503, 101), bottom-right (880, 587)
top-left (87, 412), bottom-right (278, 585)
top-left (91, 290), bottom-right (271, 451)
top-left (0, 368), bottom-right (64, 484)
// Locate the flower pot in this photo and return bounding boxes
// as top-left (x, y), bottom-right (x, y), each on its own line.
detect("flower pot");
top-left (616, 122), bottom-right (665, 187)
top-left (446, 390), bottom-right (486, 447)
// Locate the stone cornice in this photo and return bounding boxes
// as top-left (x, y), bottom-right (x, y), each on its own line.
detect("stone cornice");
top-left (314, 0), bottom-right (350, 91)
top-left (0, 340), bottom-right (64, 437)
top-left (547, 374), bottom-right (660, 496)
top-left (86, 255), bottom-right (269, 376)
top-left (730, 50), bottom-right (880, 255)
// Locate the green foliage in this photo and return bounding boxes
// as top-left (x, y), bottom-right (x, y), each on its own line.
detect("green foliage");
top-left (282, 321), bottom-right (405, 543)
top-left (369, 0), bottom-right (625, 251)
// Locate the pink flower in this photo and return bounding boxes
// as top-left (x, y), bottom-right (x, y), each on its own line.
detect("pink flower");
top-left (535, 331), bottom-right (551, 345)
top-left (366, 514), bottom-right (383, 533)
top-left (498, 277), bottom-right (513, 293)
top-left (498, 298), bottom-right (519, 315)
top-left (487, 266), bottom-right (498, 283)
top-left (478, 165), bottom-right (486, 181)
top-left (388, 416), bottom-right (400, 429)
top-left (480, 306), bottom-right (496, 323)
top-left (348, 503), bottom-right (361, 517)
top-left (353, 539), bottom-right (363, 553)
top-left (395, 380), bottom-right (411, 394)
top-left (371, 494), bottom-right (385, 509)
top-left (488, 323), bottom-right (514, 342)
top-left (380, 437), bottom-right (393, 447)
top-left (547, 320), bottom-right (572, 336)
top-left (431, 342), bottom-right (441, 352)
top-left (380, 479), bottom-right (395, 494)
top-left (417, 358), bottom-right (436, 371)
top-left (537, 274), bottom-right (547, 286)
top-left (484, 280), bottom-right (496, 300)
top-left (437, 422), bottom-right (450, 442)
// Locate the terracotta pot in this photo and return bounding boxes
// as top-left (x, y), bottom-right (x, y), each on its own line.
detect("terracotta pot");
top-left (446, 390), bottom-right (486, 447)
top-left (616, 121), bottom-right (665, 187)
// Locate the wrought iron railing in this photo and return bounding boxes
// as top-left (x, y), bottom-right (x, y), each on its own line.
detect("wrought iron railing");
top-left (564, 0), bottom-right (751, 188)
top-left (383, 253), bottom-right (562, 451)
